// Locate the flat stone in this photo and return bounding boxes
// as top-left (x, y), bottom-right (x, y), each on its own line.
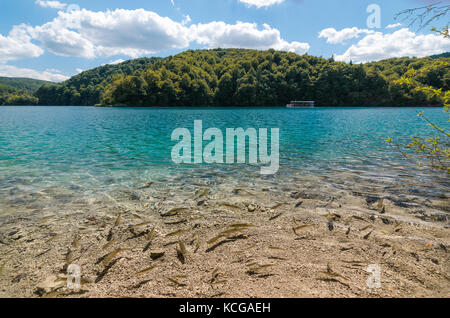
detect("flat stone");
top-left (150, 250), bottom-right (165, 260)
top-left (36, 275), bottom-right (65, 295)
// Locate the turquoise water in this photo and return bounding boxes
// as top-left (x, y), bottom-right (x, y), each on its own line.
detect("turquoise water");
top-left (0, 106), bottom-right (448, 210)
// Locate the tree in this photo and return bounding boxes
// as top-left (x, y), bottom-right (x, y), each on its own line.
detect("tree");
top-left (387, 3), bottom-right (450, 173)
top-left (215, 73), bottom-right (235, 106)
top-left (32, 48), bottom-right (449, 108)
top-left (395, 1), bottom-right (449, 36)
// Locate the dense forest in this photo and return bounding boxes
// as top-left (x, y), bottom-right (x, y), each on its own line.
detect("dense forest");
top-left (35, 57), bottom-right (160, 106)
top-left (0, 77), bottom-right (53, 105)
top-left (430, 52), bottom-right (450, 59)
top-left (0, 84), bottom-right (39, 105)
top-left (0, 77), bottom-right (52, 92)
top-left (2, 49), bottom-right (449, 107)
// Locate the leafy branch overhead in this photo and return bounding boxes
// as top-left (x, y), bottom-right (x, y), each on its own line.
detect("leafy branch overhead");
top-left (387, 68), bottom-right (449, 173)
top-left (387, 3), bottom-right (450, 174)
top-left (395, 1), bottom-right (450, 33)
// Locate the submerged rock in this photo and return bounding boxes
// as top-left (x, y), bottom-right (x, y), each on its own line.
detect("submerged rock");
top-left (150, 250), bottom-right (165, 260)
top-left (129, 193), bottom-right (140, 201)
top-left (365, 196), bottom-right (380, 205)
top-left (35, 275), bottom-right (65, 295)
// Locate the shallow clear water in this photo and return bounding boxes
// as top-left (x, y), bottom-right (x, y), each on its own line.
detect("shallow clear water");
top-left (0, 106), bottom-right (448, 211)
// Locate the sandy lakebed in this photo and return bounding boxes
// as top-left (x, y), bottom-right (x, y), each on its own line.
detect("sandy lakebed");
top-left (0, 175), bottom-right (448, 298)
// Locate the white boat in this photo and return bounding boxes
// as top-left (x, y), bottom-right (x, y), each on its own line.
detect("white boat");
top-left (286, 101), bottom-right (315, 108)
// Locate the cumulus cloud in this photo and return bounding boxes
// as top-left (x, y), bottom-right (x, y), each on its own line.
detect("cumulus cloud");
top-left (194, 21), bottom-right (309, 54)
top-left (386, 23), bottom-right (402, 29)
top-left (335, 28), bottom-right (450, 63)
top-left (35, 0), bottom-right (67, 10)
top-left (182, 15), bottom-right (192, 26)
top-left (20, 8), bottom-right (309, 59)
top-left (0, 25), bottom-right (44, 62)
top-left (26, 9), bottom-right (194, 58)
top-left (28, 23), bottom-right (96, 58)
top-left (239, 0), bottom-right (285, 8)
top-left (318, 27), bottom-right (375, 44)
top-left (109, 59), bottom-right (125, 65)
top-left (0, 64), bottom-right (69, 82)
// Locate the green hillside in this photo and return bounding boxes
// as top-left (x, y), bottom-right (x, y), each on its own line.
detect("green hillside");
top-left (429, 52), bottom-right (450, 59)
top-left (0, 77), bottom-right (53, 93)
top-left (33, 49), bottom-right (449, 107)
top-left (0, 83), bottom-right (38, 105)
top-left (35, 57), bottom-right (161, 105)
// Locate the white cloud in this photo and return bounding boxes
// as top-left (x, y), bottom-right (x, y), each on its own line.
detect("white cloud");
top-left (45, 68), bottom-right (62, 73)
top-left (318, 27), bottom-right (375, 44)
top-left (182, 15), bottom-right (192, 26)
top-left (335, 28), bottom-right (450, 63)
top-left (0, 64), bottom-right (69, 82)
top-left (27, 9), bottom-right (194, 58)
top-left (28, 22), bottom-right (96, 58)
top-left (386, 23), bottom-right (402, 29)
top-left (0, 25), bottom-right (44, 63)
top-left (21, 8), bottom-right (309, 59)
top-left (194, 21), bottom-right (309, 54)
top-left (108, 59), bottom-right (125, 65)
top-left (35, 0), bottom-right (67, 10)
top-left (239, 0), bottom-right (285, 8)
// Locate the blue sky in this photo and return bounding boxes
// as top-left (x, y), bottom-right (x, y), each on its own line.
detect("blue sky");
top-left (0, 0), bottom-right (448, 82)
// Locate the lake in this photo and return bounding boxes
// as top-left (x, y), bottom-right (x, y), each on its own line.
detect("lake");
top-left (1, 106), bottom-right (449, 298)
top-left (0, 106), bottom-right (448, 213)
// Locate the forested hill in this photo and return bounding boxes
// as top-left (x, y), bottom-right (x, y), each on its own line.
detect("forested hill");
top-left (34, 49), bottom-right (449, 107)
top-left (0, 83), bottom-right (39, 105)
top-left (430, 52), bottom-right (450, 59)
top-left (0, 77), bottom-right (53, 105)
top-left (0, 77), bottom-right (53, 92)
top-left (36, 57), bottom-right (161, 106)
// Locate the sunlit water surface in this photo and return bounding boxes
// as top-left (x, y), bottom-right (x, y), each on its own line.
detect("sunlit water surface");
top-left (0, 106), bottom-right (448, 214)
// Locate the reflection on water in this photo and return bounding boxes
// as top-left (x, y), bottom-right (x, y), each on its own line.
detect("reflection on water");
top-left (0, 106), bottom-right (448, 215)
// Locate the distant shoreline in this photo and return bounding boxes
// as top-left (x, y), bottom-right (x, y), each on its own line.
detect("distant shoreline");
top-left (28, 50), bottom-right (448, 108)
top-left (0, 105), bottom-right (445, 108)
